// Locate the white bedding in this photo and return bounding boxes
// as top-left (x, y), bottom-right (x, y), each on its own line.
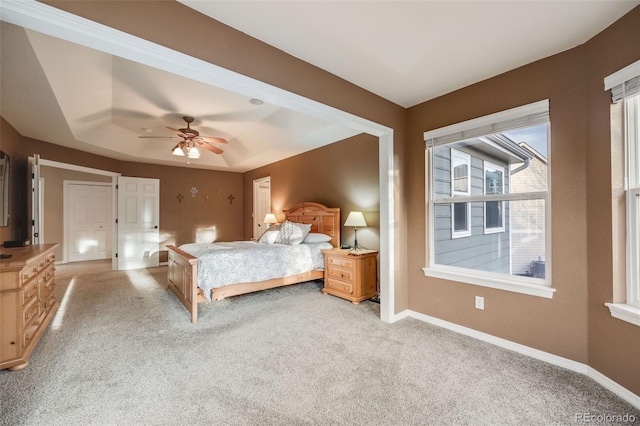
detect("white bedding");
top-left (179, 241), bottom-right (332, 300)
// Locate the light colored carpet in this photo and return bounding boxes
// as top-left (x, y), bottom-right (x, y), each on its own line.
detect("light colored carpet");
top-left (0, 260), bottom-right (638, 425)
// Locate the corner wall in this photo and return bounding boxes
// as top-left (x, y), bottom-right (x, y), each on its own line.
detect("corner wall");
top-left (242, 134), bottom-right (380, 249)
top-left (407, 6), bottom-right (640, 394)
top-left (584, 6), bottom-right (640, 395)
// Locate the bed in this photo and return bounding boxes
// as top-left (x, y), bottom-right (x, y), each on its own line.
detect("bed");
top-left (166, 202), bottom-right (340, 322)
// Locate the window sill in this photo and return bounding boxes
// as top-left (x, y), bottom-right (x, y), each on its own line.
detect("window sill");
top-left (605, 303), bottom-right (640, 327)
top-left (422, 267), bottom-right (555, 298)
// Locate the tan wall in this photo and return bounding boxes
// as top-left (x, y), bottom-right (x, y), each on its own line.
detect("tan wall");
top-left (407, 7), bottom-right (640, 393)
top-left (584, 7), bottom-right (640, 394)
top-left (242, 134), bottom-right (380, 250)
top-left (0, 116), bottom-right (26, 243)
top-left (1, 121), bottom-right (244, 263)
top-left (120, 162), bottom-right (243, 247)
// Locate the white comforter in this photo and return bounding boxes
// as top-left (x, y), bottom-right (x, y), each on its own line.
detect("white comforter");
top-left (179, 241), bottom-right (332, 300)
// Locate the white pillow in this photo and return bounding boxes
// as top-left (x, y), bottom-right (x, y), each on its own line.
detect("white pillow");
top-left (275, 221), bottom-right (311, 245)
top-left (258, 224), bottom-right (281, 245)
top-left (303, 233), bottom-right (332, 244)
top-left (258, 229), bottom-right (279, 244)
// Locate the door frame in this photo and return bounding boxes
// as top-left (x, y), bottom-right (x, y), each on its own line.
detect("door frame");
top-left (63, 180), bottom-right (113, 263)
top-left (30, 157), bottom-right (120, 268)
top-left (252, 176), bottom-right (271, 238)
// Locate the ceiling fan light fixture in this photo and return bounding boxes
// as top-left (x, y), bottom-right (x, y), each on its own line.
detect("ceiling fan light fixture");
top-left (172, 146), bottom-right (185, 156)
top-left (187, 146), bottom-right (200, 159)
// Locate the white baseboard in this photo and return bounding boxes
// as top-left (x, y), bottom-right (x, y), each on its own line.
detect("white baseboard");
top-left (395, 309), bottom-right (640, 410)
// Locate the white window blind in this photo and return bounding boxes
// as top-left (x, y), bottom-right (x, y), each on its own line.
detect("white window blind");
top-left (424, 100), bottom-right (549, 147)
top-left (605, 59), bottom-right (640, 102)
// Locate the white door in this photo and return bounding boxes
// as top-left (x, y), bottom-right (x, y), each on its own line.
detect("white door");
top-left (67, 183), bottom-right (112, 262)
top-left (117, 176), bottom-right (160, 270)
top-left (253, 177), bottom-right (271, 238)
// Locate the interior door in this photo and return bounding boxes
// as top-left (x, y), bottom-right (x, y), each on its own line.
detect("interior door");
top-left (253, 177), bottom-right (271, 238)
top-left (117, 176), bottom-right (160, 270)
top-left (67, 183), bottom-right (112, 262)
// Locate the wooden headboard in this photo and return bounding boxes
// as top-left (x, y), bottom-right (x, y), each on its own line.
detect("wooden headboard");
top-left (283, 202), bottom-right (340, 248)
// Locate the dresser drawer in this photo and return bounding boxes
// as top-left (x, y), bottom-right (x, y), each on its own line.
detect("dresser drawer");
top-left (327, 265), bottom-right (353, 282)
top-left (20, 279), bottom-right (38, 307)
top-left (21, 298), bottom-right (39, 330)
top-left (325, 278), bottom-right (353, 295)
top-left (326, 256), bottom-right (354, 270)
top-left (22, 320), bottom-right (40, 350)
top-left (20, 262), bottom-right (39, 285)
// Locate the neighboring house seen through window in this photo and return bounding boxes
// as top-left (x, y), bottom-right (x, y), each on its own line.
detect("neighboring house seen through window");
top-left (484, 161), bottom-right (505, 233)
top-left (424, 100), bottom-right (553, 298)
top-left (451, 149), bottom-right (471, 238)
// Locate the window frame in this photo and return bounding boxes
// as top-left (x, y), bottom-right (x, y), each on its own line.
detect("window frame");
top-left (626, 93), bottom-right (640, 309)
top-left (423, 100), bottom-right (554, 299)
top-left (604, 60), bottom-right (640, 327)
top-left (483, 160), bottom-right (506, 234)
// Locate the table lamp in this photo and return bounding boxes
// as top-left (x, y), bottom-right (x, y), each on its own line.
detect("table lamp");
top-left (344, 211), bottom-right (367, 250)
top-left (263, 213), bottom-right (278, 228)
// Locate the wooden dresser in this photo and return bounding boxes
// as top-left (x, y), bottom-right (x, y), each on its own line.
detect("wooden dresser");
top-left (0, 244), bottom-right (59, 371)
top-left (321, 248), bottom-right (378, 304)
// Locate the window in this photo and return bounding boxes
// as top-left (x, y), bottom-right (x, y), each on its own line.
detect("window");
top-left (451, 149), bottom-right (471, 238)
top-left (484, 161), bottom-right (505, 233)
top-left (424, 100), bottom-right (553, 298)
top-left (605, 60), bottom-right (640, 326)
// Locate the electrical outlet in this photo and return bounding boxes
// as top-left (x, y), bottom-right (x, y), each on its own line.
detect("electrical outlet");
top-left (475, 296), bottom-right (485, 310)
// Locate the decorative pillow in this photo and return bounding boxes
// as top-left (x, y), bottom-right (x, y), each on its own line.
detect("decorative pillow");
top-left (303, 233), bottom-right (332, 244)
top-left (275, 221), bottom-right (311, 245)
top-left (258, 224), bottom-right (281, 245)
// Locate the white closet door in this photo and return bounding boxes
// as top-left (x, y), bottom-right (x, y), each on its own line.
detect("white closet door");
top-left (67, 184), bottom-right (112, 262)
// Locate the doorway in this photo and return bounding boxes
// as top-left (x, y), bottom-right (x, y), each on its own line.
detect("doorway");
top-left (253, 177), bottom-right (271, 239)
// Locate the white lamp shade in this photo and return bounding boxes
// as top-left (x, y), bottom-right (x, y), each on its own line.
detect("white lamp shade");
top-left (344, 211), bottom-right (367, 227)
top-left (172, 146), bottom-right (185, 156)
top-left (187, 146), bottom-right (200, 158)
top-left (263, 213), bottom-right (278, 224)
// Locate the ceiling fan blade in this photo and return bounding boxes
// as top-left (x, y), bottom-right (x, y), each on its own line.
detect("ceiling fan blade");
top-left (196, 141), bottom-right (223, 154)
top-left (167, 126), bottom-right (188, 138)
top-left (138, 136), bottom-right (180, 139)
top-left (199, 136), bottom-right (228, 144)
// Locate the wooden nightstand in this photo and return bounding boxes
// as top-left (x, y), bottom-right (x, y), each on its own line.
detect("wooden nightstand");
top-left (321, 248), bottom-right (378, 304)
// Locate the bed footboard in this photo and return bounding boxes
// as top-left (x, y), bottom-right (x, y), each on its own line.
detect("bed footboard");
top-left (166, 245), bottom-right (199, 323)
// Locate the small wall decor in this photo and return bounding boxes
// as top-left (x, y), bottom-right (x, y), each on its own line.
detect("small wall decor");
top-left (217, 189), bottom-right (224, 196)
top-left (228, 194), bottom-right (235, 205)
top-left (176, 193), bottom-right (184, 203)
top-left (204, 194), bottom-right (210, 203)
top-left (190, 187), bottom-right (198, 198)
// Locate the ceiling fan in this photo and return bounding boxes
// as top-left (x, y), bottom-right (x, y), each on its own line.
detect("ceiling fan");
top-left (139, 116), bottom-right (227, 158)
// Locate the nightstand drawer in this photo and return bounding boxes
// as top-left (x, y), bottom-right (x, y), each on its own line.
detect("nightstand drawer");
top-left (326, 256), bottom-right (354, 270)
top-left (325, 278), bottom-right (353, 295)
top-left (327, 265), bottom-right (353, 282)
